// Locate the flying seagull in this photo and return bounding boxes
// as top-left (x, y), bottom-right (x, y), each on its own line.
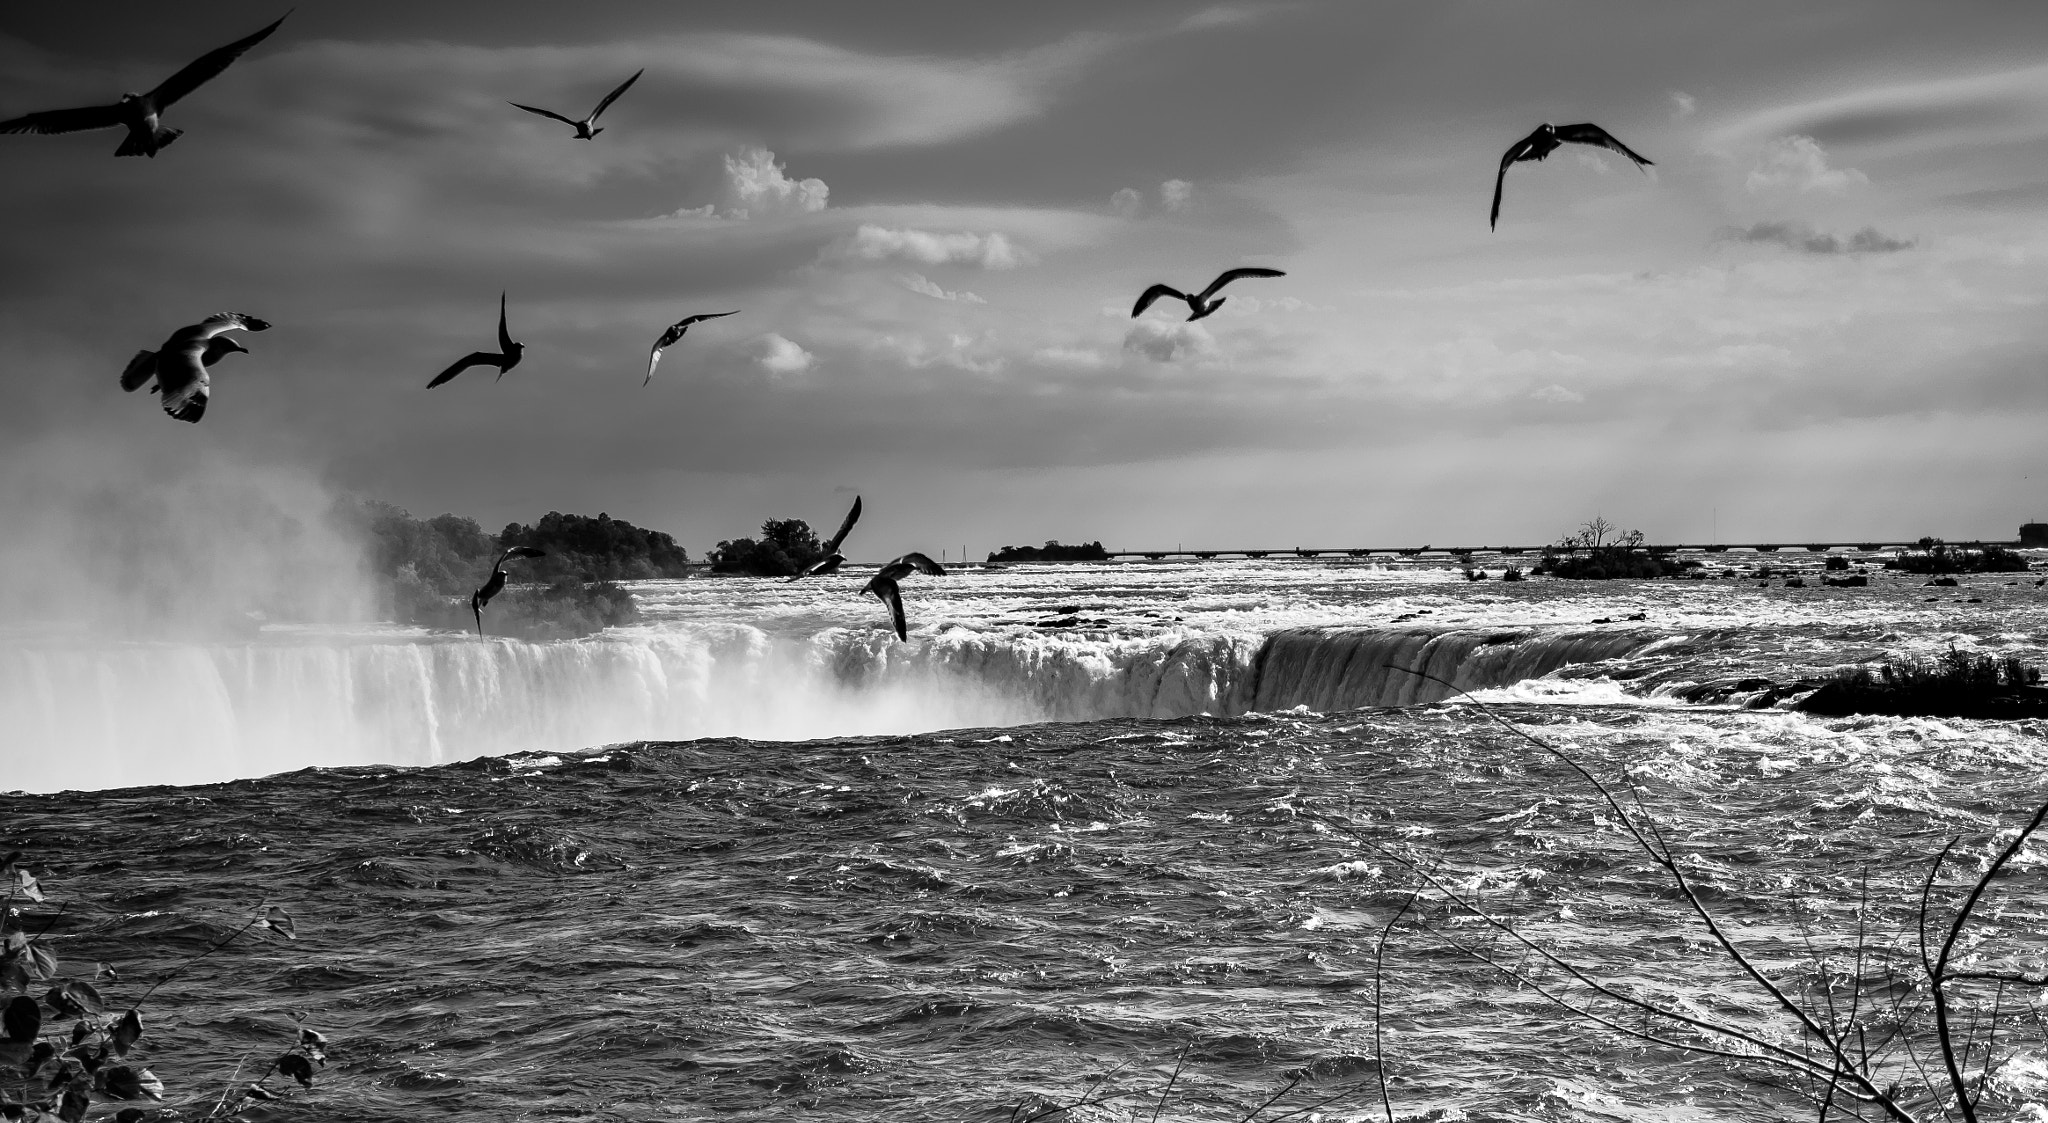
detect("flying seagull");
top-left (0, 14), bottom-right (288, 158)
top-left (646, 310), bottom-right (739, 387)
top-left (862, 552), bottom-right (945, 641)
top-left (786, 496), bottom-right (863, 581)
top-left (428, 293), bottom-right (524, 388)
top-left (1491, 122), bottom-right (1653, 230)
top-left (470, 546), bottom-right (547, 637)
top-left (1131, 268), bottom-right (1285, 321)
top-left (510, 69), bottom-right (644, 140)
top-left (118, 313), bottom-right (271, 423)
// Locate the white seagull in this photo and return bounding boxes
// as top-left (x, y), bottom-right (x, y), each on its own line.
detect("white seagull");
top-left (646, 310), bottom-right (739, 386)
top-left (786, 496), bottom-right (863, 581)
top-left (862, 552), bottom-right (946, 641)
top-left (0, 15), bottom-right (288, 158)
top-left (510, 69), bottom-right (644, 140)
top-left (1131, 268), bottom-right (1285, 321)
top-left (119, 313), bottom-right (271, 423)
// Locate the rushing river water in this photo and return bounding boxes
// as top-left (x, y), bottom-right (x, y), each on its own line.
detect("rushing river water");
top-left (4, 557), bottom-right (2048, 1120)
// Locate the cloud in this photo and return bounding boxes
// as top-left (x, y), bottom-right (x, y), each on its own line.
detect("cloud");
top-left (1160, 179), bottom-right (1193, 211)
top-left (1670, 91), bottom-right (1697, 119)
top-left (754, 333), bottom-right (814, 374)
top-left (1745, 135), bottom-right (1868, 194)
top-left (897, 272), bottom-right (987, 303)
top-left (1179, 5), bottom-right (1265, 32)
top-left (1572, 151), bottom-right (1614, 175)
top-left (1109, 180), bottom-right (1193, 218)
top-left (1720, 221), bottom-right (1918, 254)
top-left (1033, 346), bottom-right (1115, 371)
top-left (715, 147), bottom-right (828, 219)
top-left (832, 225), bottom-right (1030, 269)
top-left (1530, 384), bottom-right (1585, 404)
top-left (1122, 320), bottom-right (1220, 364)
top-left (1111, 187), bottom-right (1144, 216)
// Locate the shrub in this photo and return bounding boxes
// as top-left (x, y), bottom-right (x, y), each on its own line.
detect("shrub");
top-left (1883, 538), bottom-right (2031, 574)
top-left (1534, 517), bottom-right (1688, 580)
top-left (0, 856), bottom-right (322, 1121)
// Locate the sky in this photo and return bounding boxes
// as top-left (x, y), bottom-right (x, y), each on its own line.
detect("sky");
top-left (3, 0), bottom-right (2047, 562)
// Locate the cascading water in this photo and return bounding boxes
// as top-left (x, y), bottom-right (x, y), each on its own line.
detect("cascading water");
top-left (0, 616), bottom-right (1663, 793)
top-left (1248, 626), bottom-right (1668, 711)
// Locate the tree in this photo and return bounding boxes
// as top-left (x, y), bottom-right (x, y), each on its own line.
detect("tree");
top-left (708, 518), bottom-right (824, 577)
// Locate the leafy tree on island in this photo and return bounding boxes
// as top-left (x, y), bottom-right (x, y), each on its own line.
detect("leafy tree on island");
top-left (709, 518), bottom-right (825, 577)
top-left (987, 540), bottom-right (1110, 563)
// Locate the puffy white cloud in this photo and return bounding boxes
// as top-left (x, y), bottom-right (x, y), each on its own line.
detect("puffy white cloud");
top-left (1530, 384), bottom-right (1585, 404)
top-left (718, 147), bottom-right (828, 218)
top-left (1159, 179), bottom-right (1193, 211)
top-left (754, 333), bottom-right (814, 374)
top-left (833, 225), bottom-right (1029, 269)
top-left (1110, 187), bottom-right (1144, 216)
top-left (1122, 319), bottom-right (1219, 363)
top-left (1670, 91), bottom-right (1697, 118)
top-left (897, 272), bottom-right (987, 303)
top-left (1746, 135), bottom-right (1868, 194)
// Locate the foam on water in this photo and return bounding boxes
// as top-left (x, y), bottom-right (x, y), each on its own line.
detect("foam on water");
top-left (3, 557), bottom-right (2043, 791)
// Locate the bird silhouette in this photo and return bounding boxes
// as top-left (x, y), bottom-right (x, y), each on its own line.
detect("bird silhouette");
top-left (470, 546), bottom-right (547, 637)
top-left (646, 310), bottom-right (739, 386)
top-left (1131, 268), bottom-right (1285, 321)
top-left (861, 552), bottom-right (945, 641)
top-left (1491, 122), bottom-right (1653, 230)
top-left (510, 69), bottom-right (644, 140)
top-left (0, 14), bottom-right (288, 158)
top-left (428, 292), bottom-right (523, 388)
top-left (786, 496), bottom-right (863, 581)
top-left (118, 313), bottom-right (271, 423)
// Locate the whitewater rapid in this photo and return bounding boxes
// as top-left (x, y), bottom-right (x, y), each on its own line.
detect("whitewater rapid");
top-left (3, 556), bottom-right (2041, 791)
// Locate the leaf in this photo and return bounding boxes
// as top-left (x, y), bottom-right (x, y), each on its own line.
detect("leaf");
top-left (7, 870), bottom-right (43, 905)
top-left (56, 1084), bottom-right (87, 1123)
top-left (69, 1022), bottom-right (87, 1047)
top-left (115, 1110), bottom-right (147, 1123)
top-left (2, 996), bottom-right (38, 1043)
top-left (299, 1027), bottom-right (328, 1064)
top-left (98, 1066), bottom-right (161, 1102)
top-left (0, 960), bottom-right (25, 996)
top-left (109, 1010), bottom-right (140, 1057)
top-left (54, 982), bottom-right (102, 1016)
top-left (276, 1052), bottom-right (314, 1089)
top-left (261, 907), bottom-right (296, 941)
top-left (245, 1084), bottom-right (278, 1101)
top-left (24, 946), bottom-right (56, 983)
top-left (27, 1041), bottom-right (54, 1073)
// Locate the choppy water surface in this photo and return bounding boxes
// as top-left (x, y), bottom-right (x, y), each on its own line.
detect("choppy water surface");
top-left (4, 557), bottom-right (2048, 1120)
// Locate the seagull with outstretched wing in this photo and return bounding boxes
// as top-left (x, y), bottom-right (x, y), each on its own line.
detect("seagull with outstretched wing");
top-left (1490, 121), bottom-right (1653, 230)
top-left (861, 552), bottom-right (946, 641)
top-left (0, 14), bottom-right (288, 158)
top-left (1131, 267), bottom-right (1286, 321)
top-left (470, 546), bottom-right (547, 637)
top-left (786, 496), bottom-right (863, 581)
top-left (510, 69), bottom-right (644, 140)
top-left (646, 310), bottom-right (738, 386)
top-left (119, 313), bottom-right (271, 423)
top-left (428, 293), bottom-right (524, 388)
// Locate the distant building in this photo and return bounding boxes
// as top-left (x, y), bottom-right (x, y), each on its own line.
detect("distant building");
top-left (2023, 523), bottom-right (2048, 547)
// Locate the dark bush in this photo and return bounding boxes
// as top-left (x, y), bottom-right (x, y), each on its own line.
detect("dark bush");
top-left (1884, 538), bottom-right (2030, 574)
top-left (987, 541), bottom-right (1110, 563)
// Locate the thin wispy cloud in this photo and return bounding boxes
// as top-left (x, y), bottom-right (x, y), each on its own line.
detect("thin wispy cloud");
top-left (1719, 221), bottom-right (1917, 254)
top-left (897, 273), bottom-right (987, 303)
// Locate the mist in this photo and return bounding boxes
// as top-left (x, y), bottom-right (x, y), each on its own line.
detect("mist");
top-left (0, 434), bottom-right (380, 637)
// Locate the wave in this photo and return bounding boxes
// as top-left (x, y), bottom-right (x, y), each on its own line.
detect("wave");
top-left (0, 623), bottom-right (1661, 792)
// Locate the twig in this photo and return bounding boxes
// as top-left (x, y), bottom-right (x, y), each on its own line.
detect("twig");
top-left (1373, 887), bottom-right (1419, 1123)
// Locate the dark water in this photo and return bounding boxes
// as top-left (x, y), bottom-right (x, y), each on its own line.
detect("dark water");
top-left (8, 700), bottom-right (2048, 1121)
